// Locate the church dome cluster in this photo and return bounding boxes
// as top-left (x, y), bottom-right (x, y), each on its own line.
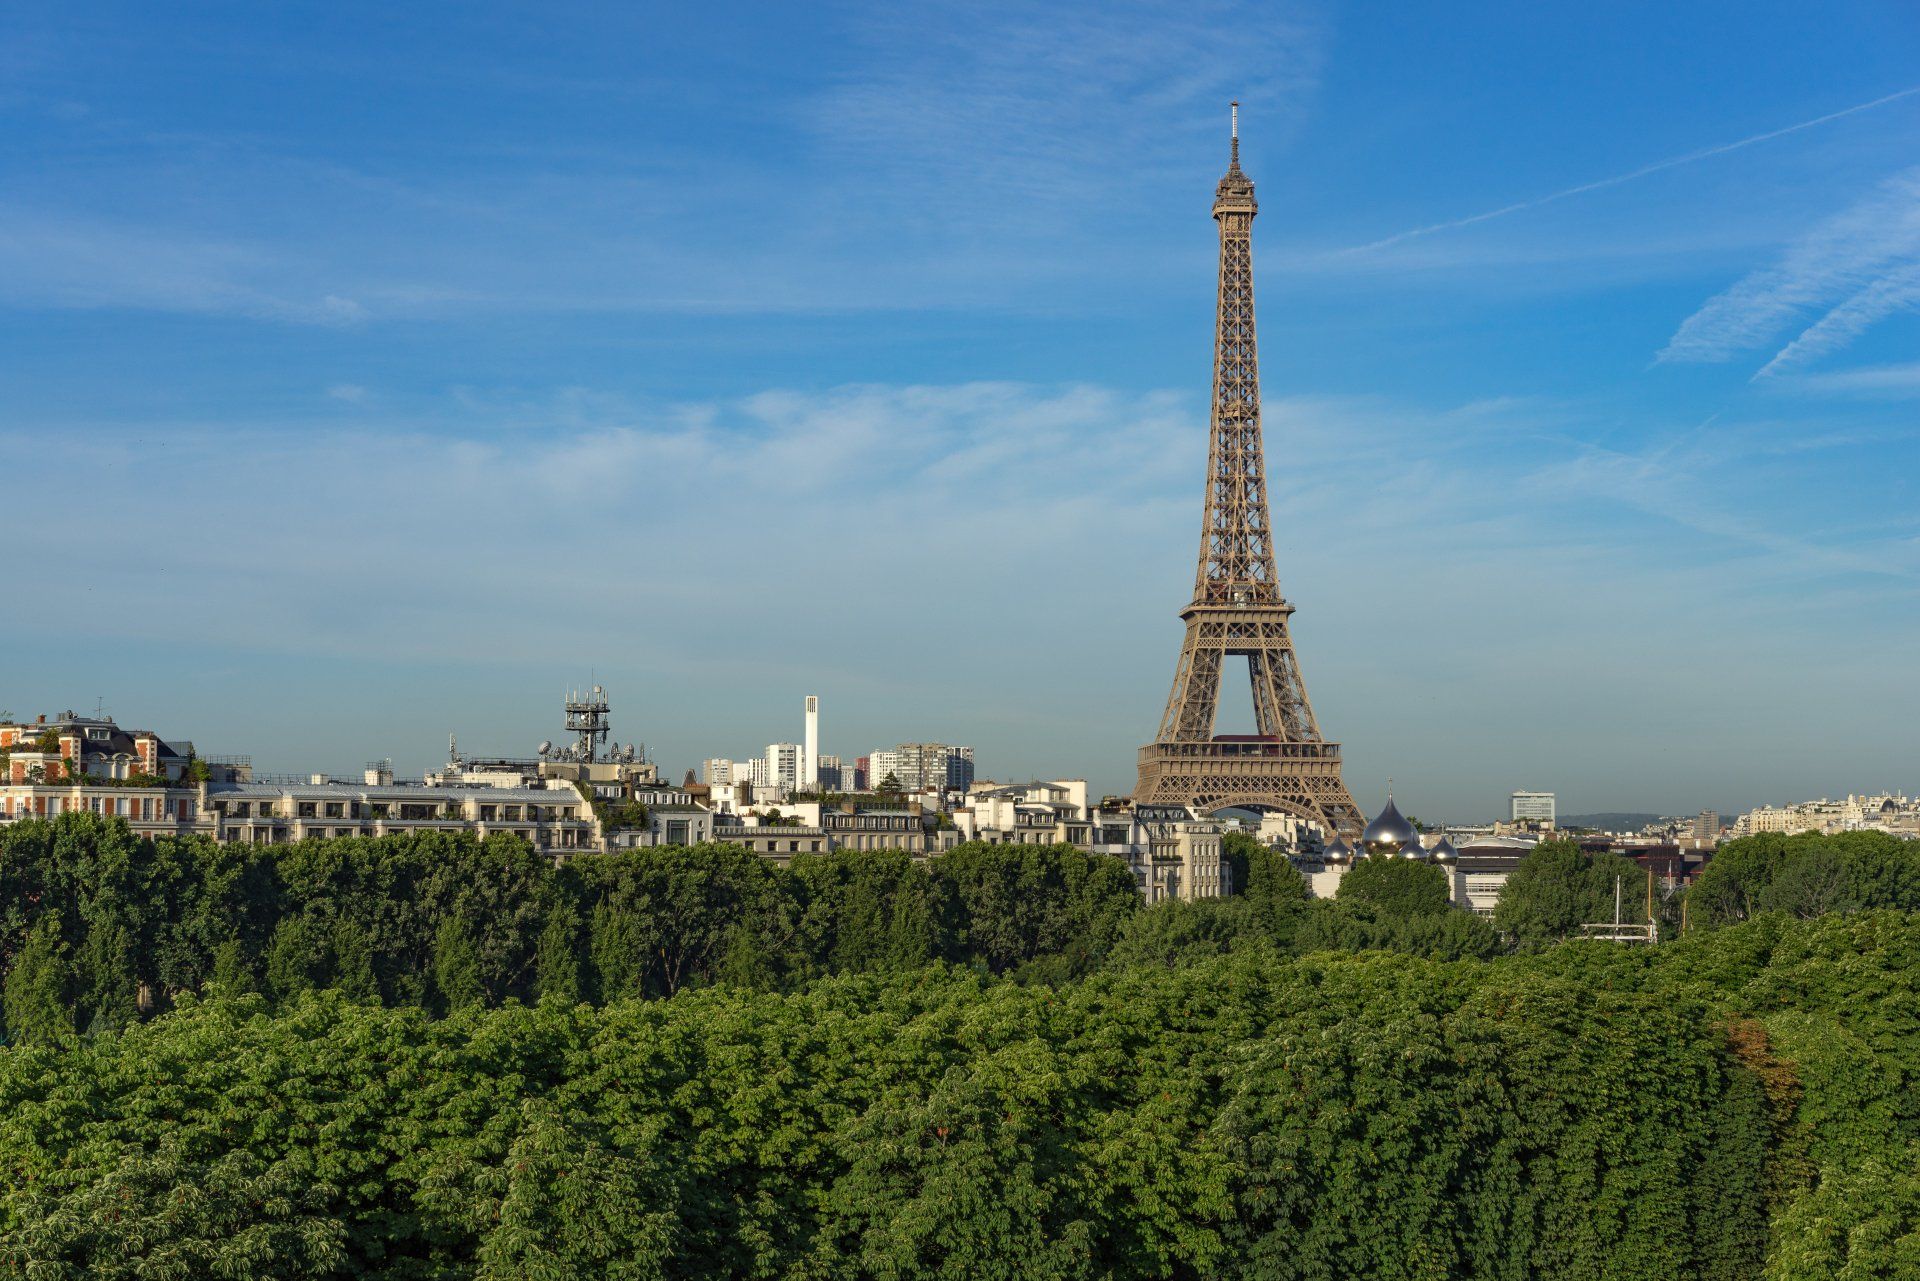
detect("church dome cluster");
top-left (1343, 795), bottom-right (1456, 864)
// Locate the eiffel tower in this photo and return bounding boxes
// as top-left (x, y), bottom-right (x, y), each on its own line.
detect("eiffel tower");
top-left (1133, 104), bottom-right (1364, 839)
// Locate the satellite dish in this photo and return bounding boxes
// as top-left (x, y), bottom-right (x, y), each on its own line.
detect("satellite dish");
top-left (538, 740), bottom-right (553, 756)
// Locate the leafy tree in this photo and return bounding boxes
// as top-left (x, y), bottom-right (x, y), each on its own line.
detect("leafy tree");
top-left (534, 895), bottom-right (585, 1004)
top-left (3, 914), bottom-right (76, 1044)
top-left (472, 1101), bottom-right (679, 1279)
top-left (1494, 839), bottom-right (1647, 947)
top-left (1757, 845), bottom-right (1857, 919)
top-left (1689, 835), bottom-right (1794, 926)
top-left (581, 844), bottom-right (792, 998)
top-left (433, 916), bottom-right (486, 1011)
top-left (0, 1145), bottom-right (346, 1278)
top-left (789, 849), bottom-right (936, 977)
top-left (1105, 897), bottom-right (1258, 969)
top-left (1765, 1149), bottom-right (1920, 1279)
top-left (1223, 831), bottom-right (1308, 926)
top-left (1690, 831), bottom-right (1920, 930)
top-left (1337, 854), bottom-right (1451, 917)
top-left (930, 842), bottom-right (1138, 975)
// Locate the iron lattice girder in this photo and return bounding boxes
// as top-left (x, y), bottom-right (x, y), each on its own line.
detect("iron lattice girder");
top-left (1134, 742), bottom-right (1367, 839)
top-left (1157, 607), bottom-right (1322, 744)
top-left (1136, 129), bottom-right (1363, 839)
top-left (1195, 203), bottom-right (1278, 607)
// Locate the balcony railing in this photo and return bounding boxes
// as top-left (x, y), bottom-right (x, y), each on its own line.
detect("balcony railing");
top-left (1141, 740), bottom-right (1340, 761)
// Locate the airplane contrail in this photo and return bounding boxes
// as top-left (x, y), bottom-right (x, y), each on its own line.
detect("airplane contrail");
top-left (1336, 84), bottom-right (1920, 256)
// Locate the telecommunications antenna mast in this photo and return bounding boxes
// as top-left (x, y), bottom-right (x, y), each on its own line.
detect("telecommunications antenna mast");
top-left (564, 684), bottom-right (612, 763)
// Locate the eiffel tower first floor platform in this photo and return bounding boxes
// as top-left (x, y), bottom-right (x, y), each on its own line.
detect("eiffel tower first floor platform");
top-left (1134, 737), bottom-right (1365, 839)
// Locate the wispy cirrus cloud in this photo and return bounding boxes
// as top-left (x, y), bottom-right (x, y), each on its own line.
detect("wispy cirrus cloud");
top-left (1776, 360), bottom-right (1920, 397)
top-left (1334, 85), bottom-right (1920, 257)
top-left (0, 206), bottom-right (368, 323)
top-left (0, 0), bottom-right (1328, 324)
top-left (1659, 165), bottom-right (1920, 373)
top-left (811, 0), bottom-right (1326, 212)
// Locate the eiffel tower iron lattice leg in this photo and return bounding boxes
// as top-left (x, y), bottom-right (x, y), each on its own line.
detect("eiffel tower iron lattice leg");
top-left (1134, 105), bottom-right (1363, 840)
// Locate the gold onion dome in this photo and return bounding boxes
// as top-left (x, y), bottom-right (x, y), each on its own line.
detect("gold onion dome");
top-left (1361, 796), bottom-right (1418, 853)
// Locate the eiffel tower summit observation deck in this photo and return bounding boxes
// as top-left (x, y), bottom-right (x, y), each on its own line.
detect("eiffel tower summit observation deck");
top-left (1132, 103), bottom-right (1364, 840)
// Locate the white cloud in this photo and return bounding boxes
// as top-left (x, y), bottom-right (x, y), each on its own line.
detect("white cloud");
top-left (810, 0), bottom-right (1325, 211)
top-left (1776, 360), bottom-right (1920, 396)
top-left (1336, 85), bottom-right (1920, 258)
top-left (0, 205), bottom-right (373, 324)
top-left (1757, 260), bottom-right (1920, 375)
top-left (1661, 165), bottom-right (1920, 369)
top-left (3, 380), bottom-right (1911, 815)
top-left (0, 2), bottom-right (1329, 323)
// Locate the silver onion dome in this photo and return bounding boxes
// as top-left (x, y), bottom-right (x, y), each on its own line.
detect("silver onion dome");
top-left (1361, 797), bottom-right (1418, 853)
top-left (1429, 836), bottom-right (1459, 865)
top-left (1398, 839), bottom-right (1428, 860)
top-left (1323, 836), bottom-right (1354, 864)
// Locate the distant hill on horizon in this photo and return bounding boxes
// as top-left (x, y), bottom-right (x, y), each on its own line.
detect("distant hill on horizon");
top-left (1557, 812), bottom-right (1665, 832)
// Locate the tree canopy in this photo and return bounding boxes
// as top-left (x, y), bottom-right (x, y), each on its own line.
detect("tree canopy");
top-left (5, 814), bottom-right (1920, 1276)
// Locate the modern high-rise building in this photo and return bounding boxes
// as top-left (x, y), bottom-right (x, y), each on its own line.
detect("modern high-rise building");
top-left (869, 743), bottom-right (974, 793)
top-left (1692, 810), bottom-right (1719, 840)
top-left (764, 742), bottom-right (800, 792)
top-left (703, 758), bottom-right (735, 785)
top-left (803, 696), bottom-right (819, 789)
top-left (816, 754), bottom-right (851, 792)
top-left (1510, 790), bottom-right (1556, 825)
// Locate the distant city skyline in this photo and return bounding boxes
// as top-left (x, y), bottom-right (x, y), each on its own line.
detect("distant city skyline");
top-left (3, 1), bottom-right (1916, 819)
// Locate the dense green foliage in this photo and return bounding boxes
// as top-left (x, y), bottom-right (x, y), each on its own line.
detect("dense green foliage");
top-left (1688, 829), bottom-right (1920, 926)
top-left (10, 915), bottom-right (1920, 1277)
top-left (0, 941), bottom-right (1780, 1280)
top-left (0, 816), bottom-right (1151, 1038)
top-left (6, 816), bottom-right (1920, 1277)
top-left (1493, 838), bottom-right (1652, 947)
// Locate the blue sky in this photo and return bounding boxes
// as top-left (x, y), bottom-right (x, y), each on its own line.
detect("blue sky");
top-left (3, 1), bottom-right (1917, 821)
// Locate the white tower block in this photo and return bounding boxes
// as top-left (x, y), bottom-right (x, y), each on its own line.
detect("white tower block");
top-left (803, 695), bottom-right (820, 789)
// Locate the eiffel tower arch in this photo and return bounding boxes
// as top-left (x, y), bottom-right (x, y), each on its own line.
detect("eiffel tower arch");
top-left (1134, 104), bottom-right (1364, 840)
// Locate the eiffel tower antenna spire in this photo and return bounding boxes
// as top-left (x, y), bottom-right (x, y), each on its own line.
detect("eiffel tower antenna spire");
top-left (1133, 106), bottom-right (1364, 840)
